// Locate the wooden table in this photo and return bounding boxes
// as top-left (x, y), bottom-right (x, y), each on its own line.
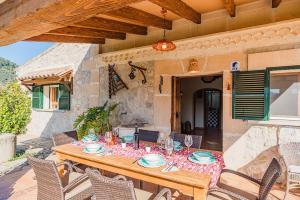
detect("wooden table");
top-left (53, 144), bottom-right (212, 200)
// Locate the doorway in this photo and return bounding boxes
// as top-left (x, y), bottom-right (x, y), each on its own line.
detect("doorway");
top-left (171, 75), bottom-right (223, 151)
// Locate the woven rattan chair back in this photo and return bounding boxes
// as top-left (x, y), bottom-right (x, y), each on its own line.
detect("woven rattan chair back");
top-left (86, 168), bottom-right (136, 200)
top-left (28, 156), bottom-right (64, 200)
top-left (171, 132), bottom-right (202, 149)
top-left (280, 142), bottom-right (300, 166)
top-left (138, 129), bottom-right (159, 142)
top-left (52, 131), bottom-right (77, 146)
top-left (258, 158), bottom-right (282, 200)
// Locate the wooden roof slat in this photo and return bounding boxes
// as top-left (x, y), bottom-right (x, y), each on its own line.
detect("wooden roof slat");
top-left (75, 17), bottom-right (147, 35)
top-left (149, 0), bottom-right (201, 24)
top-left (47, 26), bottom-right (126, 40)
top-left (0, 0), bottom-right (143, 46)
top-left (272, 0), bottom-right (282, 8)
top-left (223, 0), bottom-right (236, 17)
top-left (24, 34), bottom-right (105, 44)
top-left (104, 6), bottom-right (172, 30)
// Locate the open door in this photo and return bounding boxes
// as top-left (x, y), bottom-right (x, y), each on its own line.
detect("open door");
top-left (171, 77), bottom-right (181, 133)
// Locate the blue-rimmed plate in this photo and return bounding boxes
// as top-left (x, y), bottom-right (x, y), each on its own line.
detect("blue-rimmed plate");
top-left (174, 145), bottom-right (183, 151)
top-left (188, 153), bottom-right (216, 164)
top-left (192, 152), bottom-right (213, 160)
top-left (83, 147), bottom-right (105, 154)
top-left (121, 135), bottom-right (134, 143)
top-left (138, 154), bottom-right (166, 168)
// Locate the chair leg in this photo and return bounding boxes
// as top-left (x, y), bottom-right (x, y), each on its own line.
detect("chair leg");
top-left (284, 173), bottom-right (290, 200)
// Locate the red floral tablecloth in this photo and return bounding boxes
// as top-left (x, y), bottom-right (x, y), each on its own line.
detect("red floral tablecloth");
top-left (73, 140), bottom-right (225, 187)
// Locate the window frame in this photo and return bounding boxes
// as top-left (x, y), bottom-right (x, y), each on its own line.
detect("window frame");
top-left (32, 83), bottom-right (71, 111)
top-left (266, 65), bottom-right (300, 120)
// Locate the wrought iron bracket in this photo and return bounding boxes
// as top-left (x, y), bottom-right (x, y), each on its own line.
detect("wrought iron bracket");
top-left (128, 61), bottom-right (147, 84)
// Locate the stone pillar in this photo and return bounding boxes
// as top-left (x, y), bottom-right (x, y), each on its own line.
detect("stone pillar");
top-left (0, 134), bottom-right (16, 163)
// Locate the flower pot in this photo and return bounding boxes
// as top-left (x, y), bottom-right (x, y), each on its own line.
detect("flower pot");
top-left (0, 133), bottom-right (16, 163)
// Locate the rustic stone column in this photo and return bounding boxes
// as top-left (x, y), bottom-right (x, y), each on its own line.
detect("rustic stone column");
top-left (0, 134), bottom-right (16, 163)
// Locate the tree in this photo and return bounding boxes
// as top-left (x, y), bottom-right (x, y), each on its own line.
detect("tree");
top-left (0, 82), bottom-right (31, 134)
top-left (0, 57), bottom-right (18, 86)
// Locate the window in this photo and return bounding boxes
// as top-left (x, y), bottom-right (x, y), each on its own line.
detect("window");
top-left (32, 84), bottom-right (70, 110)
top-left (232, 66), bottom-right (300, 121)
top-left (270, 69), bottom-right (300, 119)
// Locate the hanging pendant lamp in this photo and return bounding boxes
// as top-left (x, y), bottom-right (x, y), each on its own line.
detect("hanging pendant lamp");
top-left (152, 8), bottom-right (176, 51)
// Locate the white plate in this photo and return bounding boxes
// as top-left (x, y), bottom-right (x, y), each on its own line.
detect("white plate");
top-left (188, 154), bottom-right (216, 164)
top-left (83, 147), bottom-right (105, 154)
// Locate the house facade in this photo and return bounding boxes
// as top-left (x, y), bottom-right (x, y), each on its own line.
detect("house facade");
top-left (16, 0), bottom-right (300, 179)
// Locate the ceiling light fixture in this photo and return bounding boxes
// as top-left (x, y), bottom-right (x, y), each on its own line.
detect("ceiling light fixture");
top-left (152, 8), bottom-right (176, 52)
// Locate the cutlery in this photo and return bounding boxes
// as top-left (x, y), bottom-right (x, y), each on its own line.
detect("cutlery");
top-left (164, 161), bottom-right (174, 171)
top-left (132, 157), bottom-right (140, 164)
top-left (167, 162), bottom-right (177, 172)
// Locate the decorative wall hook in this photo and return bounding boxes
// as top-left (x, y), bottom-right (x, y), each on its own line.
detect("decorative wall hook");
top-left (108, 64), bottom-right (128, 98)
top-left (128, 61), bottom-right (147, 84)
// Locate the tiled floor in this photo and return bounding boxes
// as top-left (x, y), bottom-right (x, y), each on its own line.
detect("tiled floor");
top-left (0, 163), bottom-right (299, 200)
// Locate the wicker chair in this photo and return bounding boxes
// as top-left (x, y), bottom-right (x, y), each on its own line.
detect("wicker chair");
top-left (207, 158), bottom-right (281, 200)
top-left (170, 132), bottom-right (202, 149)
top-left (279, 142), bottom-right (300, 199)
top-left (52, 131), bottom-right (78, 146)
top-left (86, 168), bottom-right (172, 200)
top-left (27, 156), bottom-right (93, 200)
top-left (138, 129), bottom-right (159, 142)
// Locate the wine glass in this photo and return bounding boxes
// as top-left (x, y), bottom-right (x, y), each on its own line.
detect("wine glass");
top-left (184, 135), bottom-right (193, 154)
top-left (165, 137), bottom-right (174, 157)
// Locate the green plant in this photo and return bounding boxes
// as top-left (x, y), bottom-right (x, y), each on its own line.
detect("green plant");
top-left (73, 101), bottom-right (118, 139)
top-left (0, 82), bottom-right (31, 134)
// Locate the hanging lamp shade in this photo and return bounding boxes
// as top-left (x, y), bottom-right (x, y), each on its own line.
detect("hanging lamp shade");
top-left (152, 8), bottom-right (176, 52)
top-left (152, 39), bottom-right (176, 51)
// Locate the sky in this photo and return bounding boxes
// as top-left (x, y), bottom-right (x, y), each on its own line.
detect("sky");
top-left (0, 42), bottom-right (54, 66)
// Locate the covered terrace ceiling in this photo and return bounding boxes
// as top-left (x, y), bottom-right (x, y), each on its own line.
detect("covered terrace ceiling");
top-left (0, 0), bottom-right (283, 46)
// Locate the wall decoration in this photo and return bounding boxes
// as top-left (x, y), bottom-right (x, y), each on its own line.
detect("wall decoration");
top-left (230, 60), bottom-right (240, 72)
top-left (159, 75), bottom-right (163, 94)
top-left (108, 64), bottom-right (128, 98)
top-left (128, 61), bottom-right (147, 84)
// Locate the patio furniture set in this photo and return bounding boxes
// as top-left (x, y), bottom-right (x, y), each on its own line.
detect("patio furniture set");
top-left (27, 130), bottom-right (298, 200)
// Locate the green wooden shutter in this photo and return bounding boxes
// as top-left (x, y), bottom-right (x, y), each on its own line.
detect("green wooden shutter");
top-left (32, 86), bottom-right (43, 109)
top-left (232, 70), bottom-right (269, 120)
top-left (58, 84), bottom-right (70, 110)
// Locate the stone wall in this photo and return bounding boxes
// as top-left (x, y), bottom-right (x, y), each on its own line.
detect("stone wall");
top-left (99, 61), bottom-right (155, 126)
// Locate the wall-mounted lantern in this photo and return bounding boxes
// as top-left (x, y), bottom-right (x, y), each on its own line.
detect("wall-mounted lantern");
top-left (188, 59), bottom-right (200, 73)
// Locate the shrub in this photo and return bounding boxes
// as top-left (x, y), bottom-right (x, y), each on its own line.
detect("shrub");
top-left (73, 101), bottom-right (118, 139)
top-left (0, 82), bottom-right (31, 134)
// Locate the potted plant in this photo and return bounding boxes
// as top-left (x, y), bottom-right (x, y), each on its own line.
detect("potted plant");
top-left (73, 101), bottom-right (118, 139)
top-left (0, 82), bottom-right (31, 163)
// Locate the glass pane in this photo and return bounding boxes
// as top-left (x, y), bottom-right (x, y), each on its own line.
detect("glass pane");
top-left (270, 72), bottom-right (300, 118)
top-left (50, 86), bottom-right (59, 109)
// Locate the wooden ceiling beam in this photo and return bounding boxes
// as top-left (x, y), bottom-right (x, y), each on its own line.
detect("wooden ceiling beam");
top-left (75, 17), bottom-right (147, 35)
top-left (149, 0), bottom-right (201, 24)
top-left (48, 26), bottom-right (126, 40)
top-left (223, 0), bottom-right (236, 17)
top-left (0, 0), bottom-right (143, 46)
top-left (24, 34), bottom-right (105, 44)
top-left (104, 6), bottom-right (172, 30)
top-left (272, 0), bottom-right (282, 8)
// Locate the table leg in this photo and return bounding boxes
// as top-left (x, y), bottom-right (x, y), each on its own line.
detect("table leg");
top-left (194, 187), bottom-right (207, 200)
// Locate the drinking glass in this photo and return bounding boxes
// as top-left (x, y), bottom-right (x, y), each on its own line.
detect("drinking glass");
top-left (184, 135), bottom-right (193, 154)
top-left (105, 132), bottom-right (112, 146)
top-left (165, 137), bottom-right (174, 157)
top-left (157, 132), bottom-right (166, 150)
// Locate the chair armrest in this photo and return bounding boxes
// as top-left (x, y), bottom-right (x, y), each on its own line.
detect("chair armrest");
top-left (153, 188), bottom-right (172, 200)
top-left (221, 169), bottom-right (261, 185)
top-left (113, 175), bottom-right (127, 181)
top-left (208, 188), bottom-right (250, 200)
top-left (63, 174), bottom-right (89, 193)
top-left (56, 161), bottom-right (74, 173)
